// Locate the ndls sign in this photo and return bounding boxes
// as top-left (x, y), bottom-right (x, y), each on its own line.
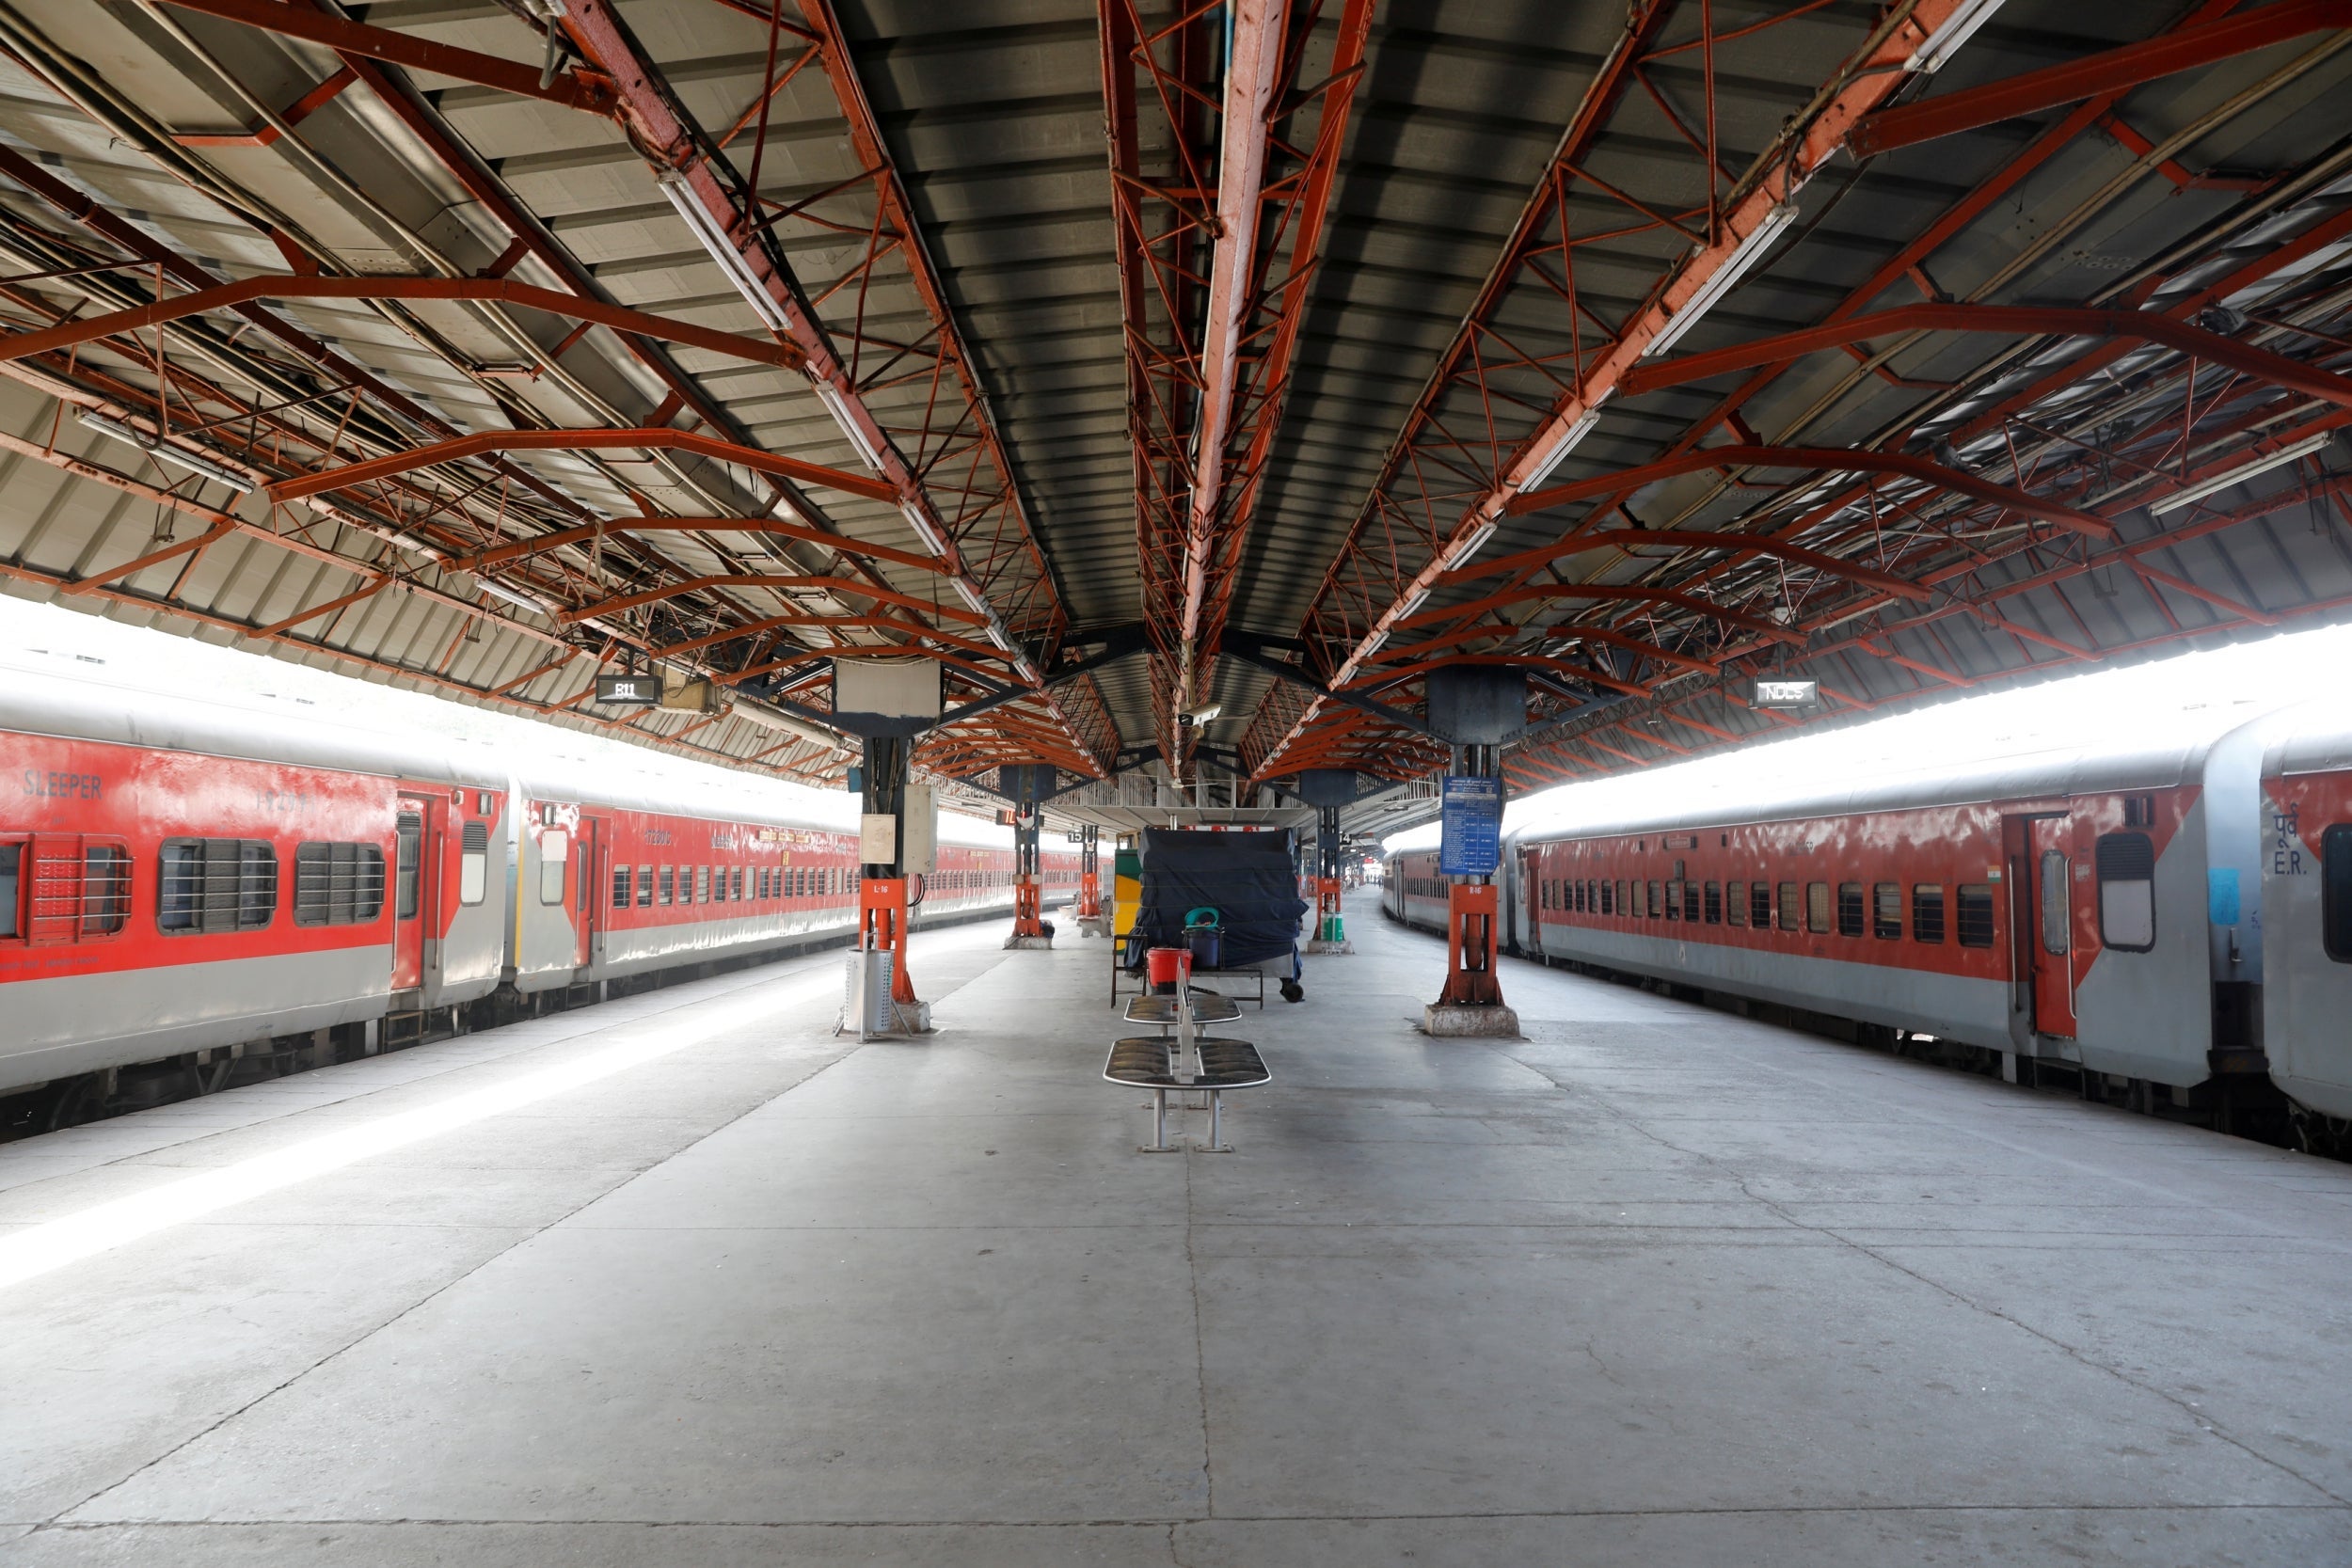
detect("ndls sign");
top-left (1751, 678), bottom-right (1820, 710)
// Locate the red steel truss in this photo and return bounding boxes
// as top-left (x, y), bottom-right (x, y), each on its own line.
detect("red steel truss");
top-left (1101, 0), bottom-right (1375, 771)
top-left (49, 0), bottom-right (1120, 784)
top-left (1242, 0), bottom-right (2352, 796)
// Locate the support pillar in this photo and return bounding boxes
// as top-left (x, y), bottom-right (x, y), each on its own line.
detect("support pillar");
top-left (1422, 717), bottom-right (1520, 1037)
top-left (858, 734), bottom-right (929, 1033)
top-left (1002, 763), bottom-right (1054, 949)
top-left (1305, 801), bottom-right (1353, 954)
top-left (1075, 823), bottom-right (1110, 937)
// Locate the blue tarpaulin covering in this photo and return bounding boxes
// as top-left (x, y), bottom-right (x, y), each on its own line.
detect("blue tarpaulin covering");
top-left (1124, 828), bottom-right (1307, 979)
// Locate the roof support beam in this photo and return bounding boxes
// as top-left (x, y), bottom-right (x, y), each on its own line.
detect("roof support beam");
top-left (553, 576), bottom-right (982, 627)
top-left (1248, 0), bottom-right (1982, 780)
top-left (0, 275), bottom-right (805, 372)
top-left (1179, 0), bottom-right (1287, 673)
top-left (151, 0), bottom-right (618, 115)
top-left (266, 427), bottom-right (898, 506)
top-left (1450, 526), bottom-right (1933, 602)
top-left (1846, 0), bottom-right (2352, 159)
top-left (1618, 304), bottom-right (2352, 414)
top-left (460, 515), bottom-right (950, 577)
top-left (556, 0), bottom-right (1104, 773)
top-left (1507, 445), bottom-right (2112, 541)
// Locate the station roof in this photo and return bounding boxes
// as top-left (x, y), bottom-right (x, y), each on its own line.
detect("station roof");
top-left (0, 0), bottom-right (2346, 818)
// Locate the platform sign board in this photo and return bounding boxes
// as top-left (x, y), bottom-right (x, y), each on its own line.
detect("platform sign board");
top-left (1439, 774), bottom-right (1502, 877)
top-left (593, 673), bottom-right (660, 706)
top-left (1751, 678), bottom-right (1820, 709)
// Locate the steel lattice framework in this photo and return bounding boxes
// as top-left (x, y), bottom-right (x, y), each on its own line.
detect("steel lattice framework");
top-left (0, 1), bottom-right (2349, 820)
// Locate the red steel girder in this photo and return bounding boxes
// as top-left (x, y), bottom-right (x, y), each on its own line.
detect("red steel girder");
top-left (1106, 0), bottom-right (1375, 769)
top-left (553, 575), bottom-right (985, 628)
top-left (549, 0), bottom-right (1104, 773)
top-left (265, 427), bottom-right (897, 507)
top-left (1249, 0), bottom-right (1984, 780)
top-left (1847, 0), bottom-right (2352, 160)
top-left (0, 275), bottom-right (805, 372)
top-left (151, 0), bottom-right (618, 114)
top-left (1505, 445), bottom-right (2114, 541)
top-left (1449, 525), bottom-right (1933, 603)
top-left (458, 515), bottom-right (952, 577)
top-left (1618, 303), bottom-right (2352, 414)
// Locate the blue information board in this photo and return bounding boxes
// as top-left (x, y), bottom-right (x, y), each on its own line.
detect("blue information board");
top-left (1439, 774), bottom-right (1502, 877)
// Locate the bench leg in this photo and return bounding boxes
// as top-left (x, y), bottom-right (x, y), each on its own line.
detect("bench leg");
top-left (1139, 1087), bottom-right (1182, 1154)
top-left (1200, 1090), bottom-right (1233, 1154)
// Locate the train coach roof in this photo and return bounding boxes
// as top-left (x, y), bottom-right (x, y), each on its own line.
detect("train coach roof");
top-left (1502, 716), bottom-right (2271, 847)
top-left (0, 646), bottom-right (504, 791)
top-left (2265, 707), bottom-right (2352, 782)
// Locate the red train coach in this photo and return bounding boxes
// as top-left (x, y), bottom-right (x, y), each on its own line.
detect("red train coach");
top-left (2, 666), bottom-right (505, 1099)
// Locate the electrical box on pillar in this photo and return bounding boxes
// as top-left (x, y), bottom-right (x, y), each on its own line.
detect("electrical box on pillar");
top-left (1422, 667), bottom-right (1523, 1037)
top-left (848, 730), bottom-right (930, 1037)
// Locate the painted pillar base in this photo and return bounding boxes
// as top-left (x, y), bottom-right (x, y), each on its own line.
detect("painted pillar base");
top-left (1422, 1003), bottom-right (1519, 1037)
top-left (1002, 934), bottom-right (1056, 951)
top-left (1305, 939), bottom-right (1356, 955)
top-left (1076, 916), bottom-right (1114, 938)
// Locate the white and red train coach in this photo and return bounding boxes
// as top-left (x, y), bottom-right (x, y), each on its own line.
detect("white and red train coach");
top-left (1387, 706), bottom-right (2352, 1133)
top-left (1, 660), bottom-right (1073, 1126)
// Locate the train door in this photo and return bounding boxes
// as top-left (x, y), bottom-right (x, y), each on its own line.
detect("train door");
top-left (572, 816), bottom-right (601, 969)
top-left (391, 794), bottom-right (435, 992)
top-left (2026, 817), bottom-right (2077, 1038)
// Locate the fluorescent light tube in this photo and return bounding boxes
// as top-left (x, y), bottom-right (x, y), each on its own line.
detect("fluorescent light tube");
top-left (952, 579), bottom-right (989, 613)
top-left (654, 171), bottom-right (790, 335)
top-left (899, 500), bottom-right (949, 556)
top-left (77, 411), bottom-right (252, 492)
top-left (813, 380), bottom-right (886, 472)
top-left (2149, 433), bottom-right (2336, 515)
top-left (1516, 404), bottom-right (1605, 492)
top-left (1906, 0), bottom-right (2009, 74)
top-left (1642, 202), bottom-right (1803, 361)
top-left (1448, 519), bottom-right (1497, 566)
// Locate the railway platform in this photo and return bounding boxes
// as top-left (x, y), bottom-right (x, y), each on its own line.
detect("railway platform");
top-left (3, 895), bottom-right (2349, 1564)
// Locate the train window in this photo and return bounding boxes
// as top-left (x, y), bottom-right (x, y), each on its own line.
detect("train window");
top-left (538, 832), bottom-right (568, 906)
top-left (1664, 879), bottom-right (1681, 921)
top-left (396, 813), bottom-right (422, 921)
top-left (77, 844), bottom-right (130, 937)
top-left (1807, 882), bottom-right (1832, 935)
top-left (2094, 832), bottom-right (2155, 953)
top-left (0, 844), bottom-right (17, 938)
top-left (1836, 883), bottom-right (1864, 938)
top-left (1751, 882), bottom-right (1771, 928)
top-left (1683, 882), bottom-right (1700, 923)
top-left (292, 842), bottom-right (383, 927)
top-left (2039, 850), bottom-right (2069, 955)
top-left (1872, 882), bottom-right (1901, 940)
top-left (696, 865), bottom-right (710, 904)
top-left (659, 865), bottom-right (674, 906)
top-left (460, 820), bottom-right (489, 906)
top-left (1776, 883), bottom-right (1798, 931)
top-left (162, 838), bottom-right (278, 932)
top-left (2326, 826), bottom-right (2352, 963)
top-left (734, 866), bottom-right (745, 901)
top-left (1725, 881), bottom-right (1744, 927)
top-left (638, 865), bottom-right (654, 908)
top-left (1957, 884), bottom-right (1996, 947)
top-left (1703, 882), bottom-right (1721, 925)
top-left (1599, 880), bottom-right (1613, 915)
top-left (1913, 884), bottom-right (1946, 943)
top-left (612, 864), bottom-right (632, 910)
top-left (1646, 880), bottom-right (1662, 919)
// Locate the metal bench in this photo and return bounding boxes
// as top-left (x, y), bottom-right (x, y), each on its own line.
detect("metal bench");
top-left (1103, 1034), bottom-right (1271, 1153)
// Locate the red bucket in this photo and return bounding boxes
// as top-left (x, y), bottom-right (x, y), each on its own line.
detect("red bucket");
top-left (1146, 946), bottom-right (1192, 994)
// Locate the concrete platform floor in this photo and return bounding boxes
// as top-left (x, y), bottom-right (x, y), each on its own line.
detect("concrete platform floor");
top-left (3, 896), bottom-right (2350, 1565)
